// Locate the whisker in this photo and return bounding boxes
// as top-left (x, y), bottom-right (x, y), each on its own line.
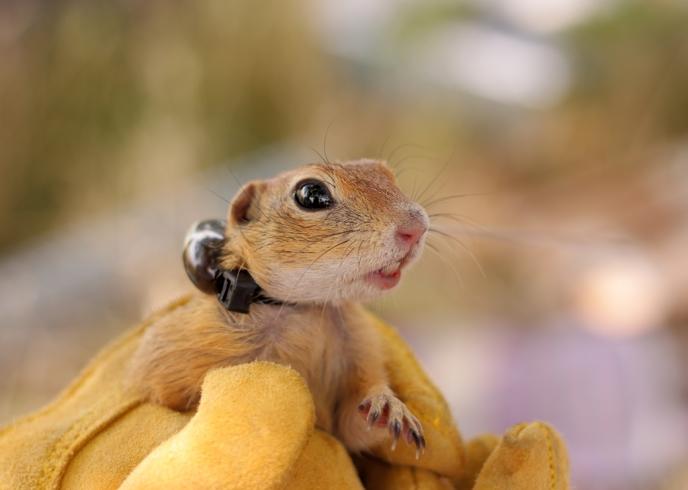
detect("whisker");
top-left (410, 176), bottom-right (420, 202)
top-left (394, 165), bottom-right (425, 181)
top-left (297, 228), bottom-right (371, 243)
top-left (429, 228), bottom-right (487, 279)
top-left (205, 187), bottom-right (230, 205)
top-left (422, 191), bottom-right (493, 209)
top-left (439, 224), bottom-right (629, 250)
top-left (425, 239), bottom-right (464, 288)
top-left (429, 213), bottom-right (487, 231)
top-left (386, 143), bottom-right (433, 168)
top-left (274, 238), bottom-right (352, 319)
top-left (415, 148), bottom-right (456, 204)
top-left (223, 165), bottom-right (243, 188)
top-left (392, 153), bottom-right (435, 173)
top-left (275, 231), bottom-right (372, 253)
top-left (378, 134), bottom-right (392, 160)
top-left (309, 146), bottom-right (328, 165)
top-left (428, 236), bottom-right (473, 287)
top-left (322, 117), bottom-right (336, 164)
top-left (318, 166), bottom-right (339, 190)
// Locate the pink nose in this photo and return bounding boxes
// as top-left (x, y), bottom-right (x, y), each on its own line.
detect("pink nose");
top-left (396, 221), bottom-right (427, 247)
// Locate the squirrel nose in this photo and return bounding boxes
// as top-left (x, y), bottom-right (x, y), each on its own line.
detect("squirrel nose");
top-left (395, 216), bottom-right (427, 247)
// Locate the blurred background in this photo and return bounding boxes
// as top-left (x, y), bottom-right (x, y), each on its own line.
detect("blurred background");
top-left (1, 0), bottom-right (687, 488)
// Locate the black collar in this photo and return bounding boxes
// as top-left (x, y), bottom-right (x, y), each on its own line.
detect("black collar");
top-left (214, 269), bottom-right (292, 314)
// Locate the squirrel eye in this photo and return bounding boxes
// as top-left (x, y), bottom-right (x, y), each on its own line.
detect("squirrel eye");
top-left (294, 179), bottom-right (333, 211)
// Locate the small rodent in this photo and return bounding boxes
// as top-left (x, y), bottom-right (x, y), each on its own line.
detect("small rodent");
top-left (128, 159), bottom-right (429, 454)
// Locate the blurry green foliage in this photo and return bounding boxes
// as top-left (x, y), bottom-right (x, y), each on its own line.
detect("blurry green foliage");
top-left (1, 0), bottom-right (687, 257)
top-left (570, 1), bottom-right (688, 138)
top-left (0, 0), bottom-right (326, 253)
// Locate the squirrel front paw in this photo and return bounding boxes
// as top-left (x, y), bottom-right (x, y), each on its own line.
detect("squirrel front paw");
top-left (357, 390), bottom-right (425, 457)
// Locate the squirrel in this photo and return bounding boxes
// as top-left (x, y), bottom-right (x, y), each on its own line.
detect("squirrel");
top-left (128, 159), bottom-right (429, 454)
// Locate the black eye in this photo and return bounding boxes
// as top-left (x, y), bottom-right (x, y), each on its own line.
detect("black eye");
top-left (294, 179), bottom-right (334, 211)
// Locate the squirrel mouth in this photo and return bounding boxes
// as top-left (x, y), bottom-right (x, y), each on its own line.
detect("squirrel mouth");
top-left (365, 248), bottom-right (418, 290)
top-left (367, 263), bottom-right (403, 290)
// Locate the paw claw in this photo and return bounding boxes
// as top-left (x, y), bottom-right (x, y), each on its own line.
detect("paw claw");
top-left (357, 391), bottom-right (425, 455)
top-left (367, 409), bottom-right (380, 427)
top-left (391, 419), bottom-right (402, 440)
top-left (411, 431), bottom-right (421, 447)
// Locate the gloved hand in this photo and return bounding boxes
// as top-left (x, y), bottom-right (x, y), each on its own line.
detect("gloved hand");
top-left (0, 296), bottom-right (570, 489)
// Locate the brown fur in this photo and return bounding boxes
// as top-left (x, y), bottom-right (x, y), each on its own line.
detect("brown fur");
top-left (128, 159), bottom-right (429, 452)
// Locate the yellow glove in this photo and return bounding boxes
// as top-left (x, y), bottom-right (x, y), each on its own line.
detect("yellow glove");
top-left (0, 296), bottom-right (570, 489)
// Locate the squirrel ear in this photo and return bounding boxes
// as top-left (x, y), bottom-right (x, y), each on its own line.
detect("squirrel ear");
top-left (229, 181), bottom-right (265, 225)
top-left (182, 219), bottom-right (226, 294)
